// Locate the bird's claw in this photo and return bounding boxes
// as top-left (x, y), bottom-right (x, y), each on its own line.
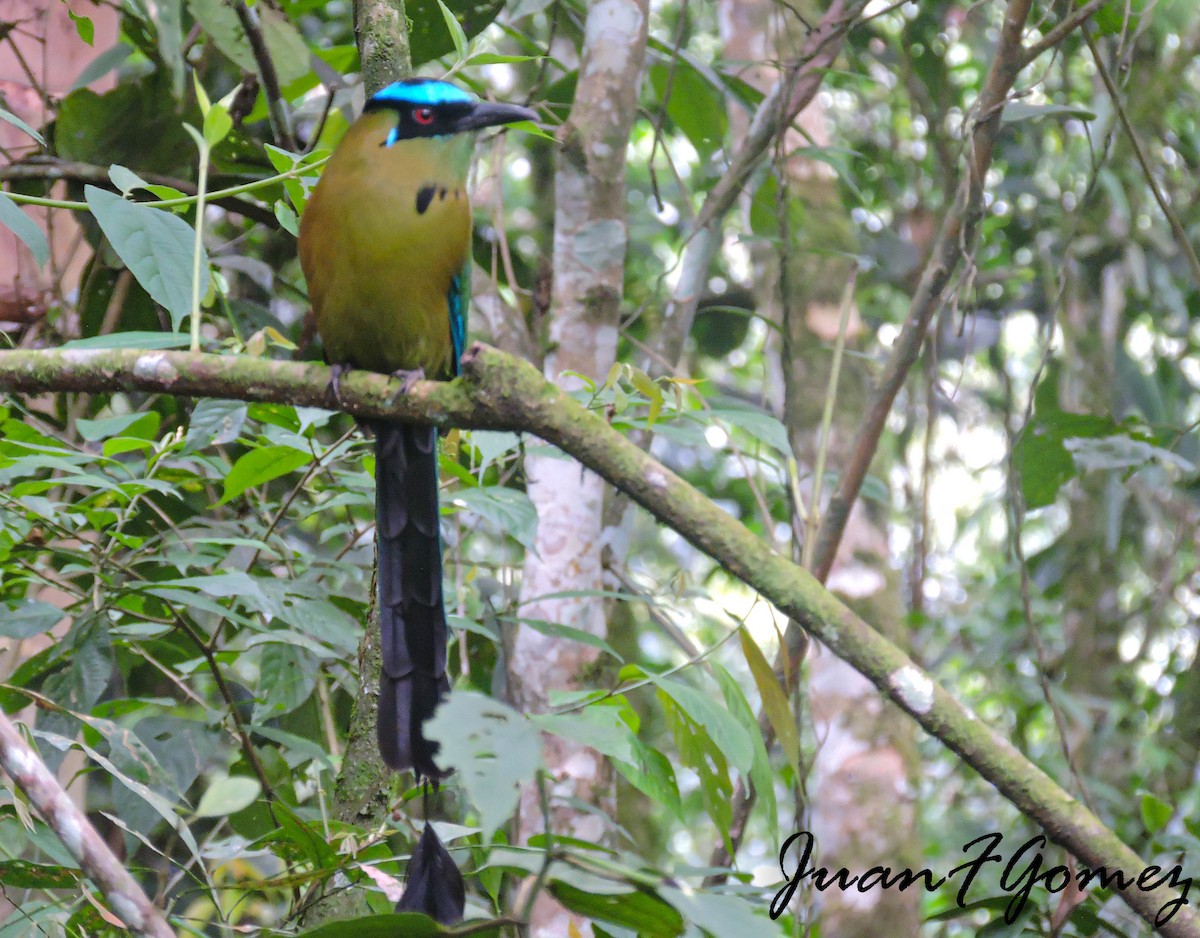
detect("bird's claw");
top-left (327, 363), bottom-right (351, 409)
top-left (392, 368), bottom-right (426, 395)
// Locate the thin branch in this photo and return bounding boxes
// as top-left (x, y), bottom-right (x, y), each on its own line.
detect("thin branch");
top-left (1085, 30), bottom-right (1200, 286)
top-left (811, 0), bottom-right (1034, 583)
top-left (1020, 0), bottom-right (1109, 64)
top-left (0, 711), bottom-right (175, 938)
top-left (0, 344), bottom-right (1196, 937)
top-left (713, 3), bottom-right (1049, 862)
top-left (653, 0), bottom-right (871, 368)
top-left (231, 0), bottom-right (298, 152)
top-left (171, 610), bottom-right (281, 811)
top-left (802, 273), bottom-right (857, 570)
top-left (0, 158), bottom-right (279, 228)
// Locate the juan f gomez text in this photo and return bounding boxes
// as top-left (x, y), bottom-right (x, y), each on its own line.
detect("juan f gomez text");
top-left (770, 831), bottom-right (1192, 927)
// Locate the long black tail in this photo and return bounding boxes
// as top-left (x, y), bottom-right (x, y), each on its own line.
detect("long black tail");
top-left (373, 422), bottom-right (449, 779)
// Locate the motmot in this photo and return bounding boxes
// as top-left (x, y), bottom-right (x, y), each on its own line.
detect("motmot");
top-left (299, 79), bottom-right (536, 778)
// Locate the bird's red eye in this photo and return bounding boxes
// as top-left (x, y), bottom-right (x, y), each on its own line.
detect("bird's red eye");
top-left (412, 107), bottom-right (435, 125)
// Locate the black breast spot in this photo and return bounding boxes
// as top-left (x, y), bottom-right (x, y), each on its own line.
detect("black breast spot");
top-left (415, 185), bottom-right (437, 215)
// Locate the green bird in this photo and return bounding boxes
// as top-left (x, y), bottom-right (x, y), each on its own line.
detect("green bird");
top-left (299, 79), bottom-right (536, 779)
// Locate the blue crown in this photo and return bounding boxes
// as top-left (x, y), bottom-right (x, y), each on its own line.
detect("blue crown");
top-left (370, 79), bottom-right (475, 108)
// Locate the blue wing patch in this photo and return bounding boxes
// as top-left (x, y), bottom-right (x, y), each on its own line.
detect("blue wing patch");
top-left (448, 273), bottom-right (465, 376)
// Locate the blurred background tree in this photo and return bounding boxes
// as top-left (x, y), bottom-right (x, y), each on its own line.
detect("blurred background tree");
top-left (0, 0), bottom-right (1198, 935)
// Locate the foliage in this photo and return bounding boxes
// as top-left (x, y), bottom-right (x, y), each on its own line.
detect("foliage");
top-left (1, 0), bottom-right (1199, 936)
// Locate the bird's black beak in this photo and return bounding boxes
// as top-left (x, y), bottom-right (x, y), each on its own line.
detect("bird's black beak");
top-left (456, 100), bottom-right (539, 132)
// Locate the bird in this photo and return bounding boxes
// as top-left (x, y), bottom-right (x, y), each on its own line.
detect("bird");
top-left (298, 78), bottom-right (537, 779)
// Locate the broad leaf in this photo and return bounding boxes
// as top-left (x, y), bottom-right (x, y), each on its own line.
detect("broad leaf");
top-left (218, 444), bottom-right (312, 505)
top-left (425, 692), bottom-right (542, 835)
top-left (85, 186), bottom-right (207, 330)
top-left (0, 194), bottom-right (49, 267)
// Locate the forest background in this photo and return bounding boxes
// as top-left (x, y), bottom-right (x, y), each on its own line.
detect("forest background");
top-left (0, 0), bottom-right (1197, 936)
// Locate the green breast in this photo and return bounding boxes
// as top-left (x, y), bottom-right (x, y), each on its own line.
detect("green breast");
top-left (300, 114), bottom-right (475, 377)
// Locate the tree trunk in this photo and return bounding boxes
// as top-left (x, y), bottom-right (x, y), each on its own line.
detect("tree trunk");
top-left (508, 1), bottom-right (648, 933)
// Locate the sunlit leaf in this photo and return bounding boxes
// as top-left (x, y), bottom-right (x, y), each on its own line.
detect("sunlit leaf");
top-left (218, 444), bottom-right (312, 505)
top-left (194, 775), bottom-right (261, 818)
top-left (425, 692), bottom-right (542, 835)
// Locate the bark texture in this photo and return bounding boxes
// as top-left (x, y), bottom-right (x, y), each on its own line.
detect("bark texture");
top-left (508, 1), bottom-right (649, 934)
top-left (2, 344), bottom-right (1196, 936)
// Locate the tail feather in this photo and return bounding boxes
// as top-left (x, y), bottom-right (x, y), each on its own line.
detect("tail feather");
top-left (373, 422), bottom-right (450, 779)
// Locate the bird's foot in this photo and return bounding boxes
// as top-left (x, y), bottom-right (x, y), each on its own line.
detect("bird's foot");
top-left (391, 367), bottom-right (426, 395)
top-left (326, 363), bottom-right (351, 409)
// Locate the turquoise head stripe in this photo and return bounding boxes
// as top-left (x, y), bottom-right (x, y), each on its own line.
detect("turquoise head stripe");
top-left (371, 80), bottom-right (475, 109)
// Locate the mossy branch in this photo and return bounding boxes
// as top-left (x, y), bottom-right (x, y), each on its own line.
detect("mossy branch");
top-left (0, 343), bottom-right (1196, 937)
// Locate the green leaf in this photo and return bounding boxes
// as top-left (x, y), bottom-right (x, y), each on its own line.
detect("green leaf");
top-left (468, 430), bottom-right (521, 469)
top-left (463, 53), bottom-right (543, 65)
top-left (1140, 792), bottom-right (1173, 834)
top-left (739, 628), bottom-right (799, 773)
top-left (658, 687), bottom-right (733, 844)
top-left (409, 0), bottom-right (504, 65)
top-left (0, 193), bottom-right (49, 267)
top-left (155, 0), bottom-right (185, 98)
top-left (84, 186), bottom-right (208, 330)
top-left (274, 201), bottom-right (299, 236)
top-left (436, 0), bottom-right (470, 58)
top-left (108, 164), bottom-right (150, 195)
top-left (648, 674), bottom-right (754, 774)
top-left (504, 616), bottom-right (623, 660)
top-left (253, 644), bottom-right (316, 720)
top-left (550, 882), bottom-right (683, 938)
top-left (218, 445), bottom-right (312, 505)
top-left (1093, 0), bottom-right (1142, 36)
top-left (187, 0), bottom-right (256, 71)
top-left (184, 399), bottom-right (247, 452)
top-left (629, 367), bottom-right (664, 426)
top-left (1065, 435), bottom-right (1192, 473)
top-left (425, 692), bottom-right (542, 835)
top-left (0, 601), bottom-right (65, 640)
top-left (661, 886), bottom-right (780, 938)
top-left (194, 774), bottom-right (261, 818)
top-left (77, 411), bottom-right (160, 442)
top-left (59, 76), bottom-right (192, 172)
top-left (0, 106), bottom-right (45, 145)
top-left (35, 728), bottom-right (203, 867)
top-left (509, 0), bottom-right (553, 17)
top-left (1013, 410), bottom-right (1117, 508)
top-left (152, 572), bottom-right (283, 617)
top-left (712, 662), bottom-right (778, 846)
top-left (0, 860), bottom-right (80, 890)
top-left (203, 104), bottom-right (233, 147)
top-left (193, 72), bottom-right (211, 115)
top-left (294, 912), bottom-right (476, 938)
top-left (253, 802), bottom-right (340, 871)
top-left (649, 59), bottom-right (728, 157)
top-left (708, 405), bottom-right (791, 456)
top-left (249, 724), bottom-right (337, 771)
top-left (259, 8), bottom-right (311, 85)
top-left (532, 708), bottom-right (638, 764)
top-left (69, 44), bottom-right (134, 91)
top-left (1001, 102), bottom-right (1097, 124)
top-left (450, 487), bottom-right (537, 548)
top-left (282, 599), bottom-right (361, 654)
top-left (59, 331), bottom-right (193, 350)
top-left (612, 739), bottom-right (682, 820)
